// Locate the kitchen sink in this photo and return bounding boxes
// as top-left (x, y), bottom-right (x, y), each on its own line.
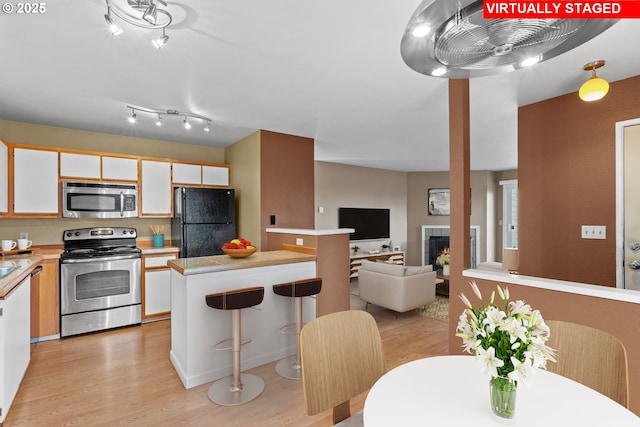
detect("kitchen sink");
top-left (0, 265), bottom-right (17, 278)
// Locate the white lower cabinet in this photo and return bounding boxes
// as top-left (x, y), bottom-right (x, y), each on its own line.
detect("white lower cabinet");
top-left (143, 253), bottom-right (176, 320)
top-left (0, 276), bottom-right (31, 423)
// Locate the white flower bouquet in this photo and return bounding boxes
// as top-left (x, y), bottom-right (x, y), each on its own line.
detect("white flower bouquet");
top-left (456, 281), bottom-right (556, 385)
top-left (435, 252), bottom-right (450, 266)
top-left (456, 281), bottom-right (556, 418)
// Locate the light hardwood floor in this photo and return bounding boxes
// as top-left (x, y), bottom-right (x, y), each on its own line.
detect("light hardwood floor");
top-left (5, 291), bottom-right (449, 427)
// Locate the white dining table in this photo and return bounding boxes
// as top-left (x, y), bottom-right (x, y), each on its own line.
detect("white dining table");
top-left (364, 355), bottom-right (640, 426)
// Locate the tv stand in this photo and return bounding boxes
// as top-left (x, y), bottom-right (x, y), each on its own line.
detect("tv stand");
top-left (349, 251), bottom-right (404, 278)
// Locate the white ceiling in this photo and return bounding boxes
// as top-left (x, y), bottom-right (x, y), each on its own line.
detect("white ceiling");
top-left (1, 1), bottom-right (639, 172)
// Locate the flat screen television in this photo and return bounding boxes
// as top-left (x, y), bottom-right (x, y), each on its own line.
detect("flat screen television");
top-left (338, 207), bottom-right (390, 241)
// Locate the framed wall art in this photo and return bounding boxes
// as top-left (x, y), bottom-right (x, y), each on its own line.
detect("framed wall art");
top-left (428, 188), bottom-right (450, 216)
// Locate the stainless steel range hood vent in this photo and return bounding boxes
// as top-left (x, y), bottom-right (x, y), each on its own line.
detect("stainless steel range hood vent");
top-left (400, 0), bottom-right (618, 78)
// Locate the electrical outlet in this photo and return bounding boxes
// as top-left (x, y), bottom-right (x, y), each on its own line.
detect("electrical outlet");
top-left (296, 238), bottom-right (304, 246)
top-left (19, 232), bottom-right (28, 240)
top-left (581, 225), bottom-right (606, 239)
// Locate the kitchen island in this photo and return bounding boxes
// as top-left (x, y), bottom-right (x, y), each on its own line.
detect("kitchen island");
top-left (168, 250), bottom-right (317, 389)
top-left (0, 254), bottom-right (42, 424)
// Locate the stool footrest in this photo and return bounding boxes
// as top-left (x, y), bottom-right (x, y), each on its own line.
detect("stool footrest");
top-left (214, 337), bottom-right (252, 351)
top-left (279, 323), bottom-right (297, 334)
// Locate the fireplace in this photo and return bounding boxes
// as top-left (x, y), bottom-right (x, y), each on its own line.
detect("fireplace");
top-left (421, 225), bottom-right (479, 270)
top-left (429, 236), bottom-right (450, 271)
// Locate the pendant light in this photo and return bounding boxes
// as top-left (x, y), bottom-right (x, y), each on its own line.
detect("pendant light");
top-left (579, 60), bottom-right (609, 102)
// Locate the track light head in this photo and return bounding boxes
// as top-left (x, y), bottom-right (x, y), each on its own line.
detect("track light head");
top-left (128, 111), bottom-right (137, 124)
top-left (183, 117), bottom-right (191, 130)
top-left (204, 121), bottom-right (211, 132)
top-left (104, 11), bottom-right (123, 35)
top-left (142, 2), bottom-right (158, 25)
top-left (155, 114), bottom-right (162, 126)
top-left (152, 32), bottom-right (169, 49)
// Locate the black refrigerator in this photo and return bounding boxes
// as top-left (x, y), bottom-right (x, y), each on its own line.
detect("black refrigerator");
top-left (171, 187), bottom-right (236, 258)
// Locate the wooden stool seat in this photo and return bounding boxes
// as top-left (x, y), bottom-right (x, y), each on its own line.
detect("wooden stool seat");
top-left (205, 286), bottom-right (265, 406)
top-left (206, 286), bottom-right (265, 310)
top-left (273, 278), bottom-right (322, 298)
top-left (272, 278), bottom-right (322, 380)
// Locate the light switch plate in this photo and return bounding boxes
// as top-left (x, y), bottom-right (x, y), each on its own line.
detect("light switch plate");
top-left (581, 225), bottom-right (606, 239)
top-left (296, 238), bottom-right (303, 246)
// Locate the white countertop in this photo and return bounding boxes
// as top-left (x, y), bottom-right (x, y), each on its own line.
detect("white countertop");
top-left (464, 269), bottom-right (640, 304)
top-left (266, 228), bottom-right (354, 235)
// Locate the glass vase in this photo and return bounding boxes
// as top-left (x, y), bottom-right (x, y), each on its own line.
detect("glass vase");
top-left (490, 376), bottom-right (517, 419)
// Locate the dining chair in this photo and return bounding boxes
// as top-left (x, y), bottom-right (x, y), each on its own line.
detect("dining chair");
top-left (546, 320), bottom-right (629, 408)
top-left (299, 310), bottom-right (386, 426)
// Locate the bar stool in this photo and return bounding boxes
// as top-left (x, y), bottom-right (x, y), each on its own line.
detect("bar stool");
top-left (205, 286), bottom-right (265, 406)
top-left (272, 277), bottom-right (322, 379)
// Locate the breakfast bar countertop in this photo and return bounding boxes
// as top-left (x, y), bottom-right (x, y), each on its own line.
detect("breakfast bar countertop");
top-left (0, 255), bottom-right (44, 298)
top-left (167, 249), bottom-right (316, 276)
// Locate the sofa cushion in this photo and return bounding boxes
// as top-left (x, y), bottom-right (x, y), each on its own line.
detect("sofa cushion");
top-left (360, 259), bottom-right (406, 276)
top-left (360, 260), bottom-right (434, 277)
top-left (404, 265), bottom-right (433, 276)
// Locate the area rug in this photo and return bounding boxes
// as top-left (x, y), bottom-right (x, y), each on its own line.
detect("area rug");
top-left (414, 296), bottom-right (449, 323)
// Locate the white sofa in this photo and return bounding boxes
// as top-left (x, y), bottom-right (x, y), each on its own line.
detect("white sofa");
top-left (358, 260), bottom-right (437, 313)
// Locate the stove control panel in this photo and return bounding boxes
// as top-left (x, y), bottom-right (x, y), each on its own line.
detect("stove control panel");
top-left (63, 227), bottom-right (137, 241)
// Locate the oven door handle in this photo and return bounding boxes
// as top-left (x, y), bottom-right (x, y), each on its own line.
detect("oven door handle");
top-left (61, 253), bottom-right (142, 264)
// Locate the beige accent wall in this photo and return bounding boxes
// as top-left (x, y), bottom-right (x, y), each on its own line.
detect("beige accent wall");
top-left (314, 161), bottom-right (407, 254)
top-left (406, 170), bottom-right (513, 266)
top-left (224, 131), bottom-right (261, 246)
top-left (0, 119), bottom-right (225, 245)
top-left (0, 119), bottom-right (225, 162)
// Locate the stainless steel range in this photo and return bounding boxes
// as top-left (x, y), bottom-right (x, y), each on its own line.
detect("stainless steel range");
top-left (60, 227), bottom-right (142, 337)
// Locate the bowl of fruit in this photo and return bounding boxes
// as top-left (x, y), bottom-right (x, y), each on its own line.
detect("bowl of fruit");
top-left (222, 238), bottom-right (258, 258)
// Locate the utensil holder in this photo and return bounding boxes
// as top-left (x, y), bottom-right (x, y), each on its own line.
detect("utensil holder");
top-left (153, 234), bottom-right (164, 247)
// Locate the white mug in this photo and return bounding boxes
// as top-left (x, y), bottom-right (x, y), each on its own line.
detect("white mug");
top-left (1, 240), bottom-right (17, 251)
top-left (18, 239), bottom-right (32, 250)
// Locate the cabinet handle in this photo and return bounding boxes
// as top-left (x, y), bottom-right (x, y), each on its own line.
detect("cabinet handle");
top-left (30, 265), bottom-right (43, 277)
top-left (630, 242), bottom-right (640, 252)
top-left (630, 260), bottom-right (640, 270)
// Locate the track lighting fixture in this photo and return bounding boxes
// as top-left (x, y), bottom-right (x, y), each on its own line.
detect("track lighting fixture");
top-left (125, 106), bottom-right (213, 133)
top-left (104, 0), bottom-right (172, 47)
top-left (579, 60), bottom-right (609, 102)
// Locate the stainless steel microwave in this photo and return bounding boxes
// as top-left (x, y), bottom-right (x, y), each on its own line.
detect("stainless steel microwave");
top-left (62, 182), bottom-right (138, 218)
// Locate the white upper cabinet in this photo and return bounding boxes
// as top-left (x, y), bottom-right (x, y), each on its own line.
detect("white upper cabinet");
top-left (202, 165), bottom-right (229, 186)
top-left (172, 162), bottom-right (229, 186)
top-left (59, 152), bottom-right (101, 179)
top-left (172, 163), bottom-right (201, 184)
top-left (102, 156), bottom-right (138, 181)
top-left (141, 160), bottom-right (172, 215)
top-left (0, 141), bottom-right (8, 213)
top-left (13, 148), bottom-right (59, 214)
top-left (60, 152), bottom-right (138, 182)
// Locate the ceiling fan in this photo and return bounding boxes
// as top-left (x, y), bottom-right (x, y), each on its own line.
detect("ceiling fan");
top-left (400, 0), bottom-right (618, 78)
